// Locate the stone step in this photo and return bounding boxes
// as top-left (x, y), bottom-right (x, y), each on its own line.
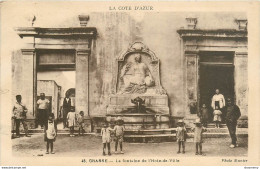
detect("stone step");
top-left (107, 113), bottom-right (169, 116)
top-left (26, 127), bottom-right (247, 134)
top-left (124, 132), bottom-right (248, 138)
top-left (15, 128), bottom-right (247, 143)
top-left (124, 127), bottom-right (247, 135)
top-left (124, 134), bottom-right (175, 138)
top-left (207, 123), bottom-right (227, 128)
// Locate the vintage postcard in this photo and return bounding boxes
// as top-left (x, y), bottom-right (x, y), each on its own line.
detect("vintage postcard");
top-left (0, 1), bottom-right (260, 166)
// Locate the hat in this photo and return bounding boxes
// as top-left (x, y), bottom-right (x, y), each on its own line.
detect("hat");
top-left (103, 122), bottom-right (108, 127)
top-left (117, 119), bottom-right (124, 124)
top-left (177, 119), bottom-right (184, 123)
top-left (79, 111), bottom-right (84, 115)
top-left (194, 118), bottom-right (201, 124)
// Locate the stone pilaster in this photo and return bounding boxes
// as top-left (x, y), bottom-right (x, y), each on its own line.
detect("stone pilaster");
top-left (75, 49), bottom-right (92, 132)
top-left (21, 49), bottom-right (36, 128)
top-left (185, 54), bottom-right (199, 115)
top-left (234, 52), bottom-right (248, 116)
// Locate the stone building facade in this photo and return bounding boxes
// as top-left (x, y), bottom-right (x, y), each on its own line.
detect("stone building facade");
top-left (12, 12), bottom-right (248, 130)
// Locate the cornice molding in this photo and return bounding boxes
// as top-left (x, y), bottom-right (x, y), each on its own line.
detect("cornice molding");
top-left (21, 49), bottom-right (35, 55)
top-left (177, 29), bottom-right (247, 40)
top-left (76, 49), bottom-right (91, 56)
top-left (16, 27), bottom-right (97, 39)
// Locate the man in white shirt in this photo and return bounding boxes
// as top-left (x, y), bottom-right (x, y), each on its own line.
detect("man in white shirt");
top-left (37, 93), bottom-right (50, 129)
top-left (211, 89), bottom-right (225, 110)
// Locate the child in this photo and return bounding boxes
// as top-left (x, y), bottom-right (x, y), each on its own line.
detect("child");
top-left (213, 105), bottom-right (222, 128)
top-left (67, 107), bottom-right (76, 137)
top-left (176, 119), bottom-right (186, 154)
top-left (193, 118), bottom-right (206, 156)
top-left (114, 119), bottom-right (125, 154)
top-left (77, 111), bottom-right (85, 136)
top-left (200, 104), bottom-right (209, 127)
top-left (101, 122), bottom-right (113, 156)
top-left (44, 113), bottom-right (57, 154)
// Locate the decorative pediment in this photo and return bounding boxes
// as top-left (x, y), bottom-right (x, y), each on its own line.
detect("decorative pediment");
top-left (117, 42), bottom-right (158, 63)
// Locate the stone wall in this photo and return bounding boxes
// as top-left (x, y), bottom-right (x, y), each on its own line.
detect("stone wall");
top-left (85, 12), bottom-right (247, 118)
top-left (12, 12), bottom-right (248, 120)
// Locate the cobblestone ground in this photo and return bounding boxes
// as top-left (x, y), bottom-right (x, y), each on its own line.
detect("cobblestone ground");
top-left (12, 134), bottom-right (248, 157)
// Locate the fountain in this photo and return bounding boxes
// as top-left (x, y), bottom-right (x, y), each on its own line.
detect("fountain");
top-left (106, 42), bottom-right (170, 130)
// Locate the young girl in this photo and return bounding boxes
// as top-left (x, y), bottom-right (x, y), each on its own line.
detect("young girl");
top-left (101, 122), bottom-right (113, 156)
top-left (114, 119), bottom-right (125, 154)
top-left (77, 111), bottom-right (85, 136)
top-left (213, 105), bottom-right (222, 128)
top-left (193, 118), bottom-right (206, 156)
top-left (44, 113), bottom-right (57, 154)
top-left (67, 107), bottom-right (76, 137)
top-left (176, 119), bottom-right (186, 154)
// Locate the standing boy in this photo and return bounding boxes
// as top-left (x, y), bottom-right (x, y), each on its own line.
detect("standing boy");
top-left (176, 119), bottom-right (186, 154)
top-left (114, 119), bottom-right (125, 154)
top-left (12, 95), bottom-right (30, 138)
top-left (193, 118), bottom-right (207, 156)
top-left (77, 111), bottom-right (85, 136)
top-left (101, 123), bottom-right (113, 156)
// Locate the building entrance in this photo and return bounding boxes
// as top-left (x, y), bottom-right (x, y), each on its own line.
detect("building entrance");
top-left (199, 52), bottom-right (235, 120)
top-left (36, 49), bottom-right (76, 125)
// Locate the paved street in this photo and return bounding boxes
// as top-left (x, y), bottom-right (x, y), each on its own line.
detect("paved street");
top-left (12, 134), bottom-right (248, 157)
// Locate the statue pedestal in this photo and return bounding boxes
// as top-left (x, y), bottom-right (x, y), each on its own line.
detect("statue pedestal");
top-left (106, 94), bottom-right (170, 130)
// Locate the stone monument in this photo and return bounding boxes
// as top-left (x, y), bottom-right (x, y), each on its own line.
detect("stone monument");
top-left (106, 42), bottom-right (170, 130)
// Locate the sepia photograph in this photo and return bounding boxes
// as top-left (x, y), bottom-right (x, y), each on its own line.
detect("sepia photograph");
top-left (0, 1), bottom-right (259, 166)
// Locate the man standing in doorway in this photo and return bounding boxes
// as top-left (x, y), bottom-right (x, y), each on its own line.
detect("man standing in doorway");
top-left (62, 93), bottom-right (71, 128)
top-left (225, 98), bottom-right (241, 148)
top-left (12, 95), bottom-right (30, 138)
top-left (211, 89), bottom-right (225, 110)
top-left (37, 93), bottom-right (50, 129)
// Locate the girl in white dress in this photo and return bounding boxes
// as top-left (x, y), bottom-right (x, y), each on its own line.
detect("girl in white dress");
top-left (67, 107), bottom-right (76, 137)
top-left (44, 113), bottom-right (57, 154)
top-left (101, 123), bottom-right (113, 156)
top-left (213, 106), bottom-right (222, 128)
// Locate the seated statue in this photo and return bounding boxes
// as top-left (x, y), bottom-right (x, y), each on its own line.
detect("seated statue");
top-left (119, 54), bottom-right (155, 94)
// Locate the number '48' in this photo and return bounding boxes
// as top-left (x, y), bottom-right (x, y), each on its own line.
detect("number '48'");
top-left (82, 159), bottom-right (86, 163)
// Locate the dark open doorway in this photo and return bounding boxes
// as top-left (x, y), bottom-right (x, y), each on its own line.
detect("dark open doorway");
top-left (199, 51), bottom-right (235, 119)
top-left (199, 65), bottom-right (234, 107)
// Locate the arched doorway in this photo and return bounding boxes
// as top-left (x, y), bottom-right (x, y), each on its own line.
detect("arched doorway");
top-left (65, 88), bottom-right (76, 108)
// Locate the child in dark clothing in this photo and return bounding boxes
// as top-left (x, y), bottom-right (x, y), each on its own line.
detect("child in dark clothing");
top-left (77, 111), bottom-right (85, 136)
top-left (114, 119), bottom-right (125, 154)
top-left (199, 104), bottom-right (209, 127)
